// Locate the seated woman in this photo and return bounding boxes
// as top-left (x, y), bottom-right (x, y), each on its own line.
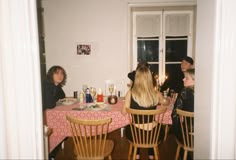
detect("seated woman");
top-left (127, 61), bottom-right (149, 88)
top-left (171, 68), bottom-right (194, 143)
top-left (122, 64), bottom-right (164, 159)
top-left (42, 65), bottom-right (67, 111)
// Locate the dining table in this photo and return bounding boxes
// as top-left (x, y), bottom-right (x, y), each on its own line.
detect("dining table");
top-left (44, 98), bottom-right (173, 153)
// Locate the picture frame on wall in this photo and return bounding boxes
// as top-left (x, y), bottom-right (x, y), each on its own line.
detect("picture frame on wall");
top-left (77, 44), bottom-right (91, 55)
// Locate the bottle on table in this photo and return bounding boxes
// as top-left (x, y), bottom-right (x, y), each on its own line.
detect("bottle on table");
top-left (162, 90), bottom-right (170, 106)
top-left (85, 88), bottom-right (93, 103)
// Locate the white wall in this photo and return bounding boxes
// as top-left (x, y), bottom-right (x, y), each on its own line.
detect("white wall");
top-left (195, 0), bottom-right (236, 159)
top-left (42, 0), bottom-right (196, 97)
top-left (195, 0), bottom-right (215, 157)
top-left (43, 0), bottom-right (128, 96)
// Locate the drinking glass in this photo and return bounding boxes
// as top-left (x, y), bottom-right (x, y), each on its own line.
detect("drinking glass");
top-left (108, 84), bottom-right (114, 96)
top-left (170, 89), bottom-right (175, 98)
top-left (90, 87), bottom-right (96, 102)
top-left (82, 84), bottom-right (88, 94)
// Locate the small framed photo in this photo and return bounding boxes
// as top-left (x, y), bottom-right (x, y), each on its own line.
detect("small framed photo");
top-left (77, 44), bottom-right (91, 55)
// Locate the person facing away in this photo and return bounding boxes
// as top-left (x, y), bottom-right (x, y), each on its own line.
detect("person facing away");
top-left (42, 65), bottom-right (67, 110)
top-left (171, 68), bottom-right (195, 143)
top-left (122, 64), bottom-right (164, 159)
top-left (127, 61), bottom-right (149, 88)
top-left (161, 56), bottom-right (194, 94)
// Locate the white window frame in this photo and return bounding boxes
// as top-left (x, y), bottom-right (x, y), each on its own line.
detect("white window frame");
top-left (132, 11), bottom-right (163, 70)
top-left (132, 10), bottom-right (194, 84)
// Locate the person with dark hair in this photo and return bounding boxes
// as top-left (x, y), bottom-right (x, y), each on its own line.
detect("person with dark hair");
top-left (161, 56), bottom-right (194, 94)
top-left (42, 65), bottom-right (67, 110)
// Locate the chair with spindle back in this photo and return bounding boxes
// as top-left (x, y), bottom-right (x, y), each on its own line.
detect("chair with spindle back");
top-left (125, 107), bottom-right (167, 160)
top-left (175, 109), bottom-right (194, 160)
top-left (66, 115), bottom-right (114, 160)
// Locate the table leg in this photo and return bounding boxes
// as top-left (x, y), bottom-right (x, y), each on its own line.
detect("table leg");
top-left (164, 125), bottom-right (169, 141)
top-left (121, 127), bottom-right (124, 137)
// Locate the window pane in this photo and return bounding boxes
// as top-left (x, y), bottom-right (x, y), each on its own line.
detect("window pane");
top-left (137, 40), bottom-right (159, 62)
top-left (149, 64), bottom-right (159, 75)
top-left (165, 39), bottom-right (187, 62)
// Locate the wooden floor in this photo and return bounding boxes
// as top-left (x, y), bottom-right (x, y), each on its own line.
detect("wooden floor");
top-left (54, 127), bottom-right (177, 160)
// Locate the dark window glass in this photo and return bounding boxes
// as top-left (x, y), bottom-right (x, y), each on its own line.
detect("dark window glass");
top-left (165, 40), bottom-right (187, 62)
top-left (166, 36), bottom-right (187, 39)
top-left (138, 37), bottom-right (159, 39)
top-left (165, 64), bottom-right (181, 79)
top-left (149, 64), bottom-right (159, 75)
top-left (137, 40), bottom-right (159, 62)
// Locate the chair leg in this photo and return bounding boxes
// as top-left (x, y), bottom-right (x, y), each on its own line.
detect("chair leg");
top-left (175, 145), bottom-right (181, 160)
top-left (128, 144), bottom-right (133, 160)
top-left (108, 155), bottom-right (112, 160)
top-left (132, 147), bottom-right (137, 160)
top-left (153, 146), bottom-right (159, 160)
top-left (183, 150), bottom-right (188, 160)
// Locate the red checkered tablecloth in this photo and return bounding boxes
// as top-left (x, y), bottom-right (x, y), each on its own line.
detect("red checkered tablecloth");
top-left (45, 99), bottom-right (172, 152)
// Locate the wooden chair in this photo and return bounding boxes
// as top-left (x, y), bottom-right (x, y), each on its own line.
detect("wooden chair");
top-left (175, 109), bottom-right (194, 160)
top-left (126, 107), bottom-right (167, 160)
top-left (66, 115), bottom-right (114, 160)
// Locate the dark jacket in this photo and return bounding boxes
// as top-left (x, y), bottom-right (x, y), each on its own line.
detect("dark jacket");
top-left (171, 87), bottom-right (194, 142)
top-left (160, 68), bottom-right (184, 94)
top-left (42, 80), bottom-right (65, 110)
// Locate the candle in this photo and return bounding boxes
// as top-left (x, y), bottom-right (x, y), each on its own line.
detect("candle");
top-left (97, 88), bottom-right (104, 102)
top-left (158, 74), bottom-right (168, 86)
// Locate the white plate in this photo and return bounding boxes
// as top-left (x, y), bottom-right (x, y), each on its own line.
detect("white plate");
top-left (58, 98), bottom-right (78, 105)
top-left (89, 103), bottom-right (108, 111)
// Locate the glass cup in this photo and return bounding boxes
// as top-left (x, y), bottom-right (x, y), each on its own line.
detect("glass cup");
top-left (170, 89), bottom-right (175, 98)
top-left (82, 84), bottom-right (88, 94)
top-left (108, 84), bottom-right (114, 96)
top-left (90, 87), bottom-right (96, 102)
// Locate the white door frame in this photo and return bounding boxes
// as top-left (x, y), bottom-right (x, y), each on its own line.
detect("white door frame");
top-left (0, 0), bottom-right (44, 159)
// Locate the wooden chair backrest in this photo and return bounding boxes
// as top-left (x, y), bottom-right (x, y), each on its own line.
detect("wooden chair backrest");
top-left (176, 109), bottom-right (194, 151)
top-left (66, 115), bottom-right (112, 159)
top-left (126, 107), bottom-right (167, 148)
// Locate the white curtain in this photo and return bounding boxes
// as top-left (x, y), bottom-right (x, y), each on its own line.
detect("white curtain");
top-left (165, 13), bottom-right (190, 36)
top-left (136, 14), bottom-right (161, 37)
top-left (136, 12), bottom-right (191, 37)
top-left (0, 0), bottom-right (44, 159)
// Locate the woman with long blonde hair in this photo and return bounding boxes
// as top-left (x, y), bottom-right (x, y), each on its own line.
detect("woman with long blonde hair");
top-left (122, 63), bottom-right (164, 159)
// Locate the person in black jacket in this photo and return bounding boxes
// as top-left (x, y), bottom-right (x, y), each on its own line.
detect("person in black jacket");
top-left (171, 68), bottom-right (194, 160)
top-left (161, 56), bottom-right (194, 94)
top-left (42, 65), bottom-right (67, 110)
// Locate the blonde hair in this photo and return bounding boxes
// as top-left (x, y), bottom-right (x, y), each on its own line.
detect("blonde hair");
top-left (131, 65), bottom-right (159, 107)
top-left (185, 68), bottom-right (195, 80)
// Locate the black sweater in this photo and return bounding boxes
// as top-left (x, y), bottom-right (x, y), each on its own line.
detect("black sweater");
top-left (42, 80), bottom-right (65, 110)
